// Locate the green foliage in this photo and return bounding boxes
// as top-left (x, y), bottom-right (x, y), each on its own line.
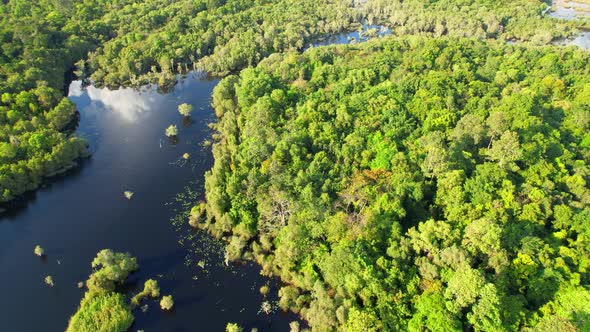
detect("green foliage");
top-left (131, 279), bottom-right (160, 307)
top-left (87, 249), bottom-right (138, 293)
top-left (178, 103), bottom-right (193, 117)
top-left (0, 0), bottom-right (581, 203)
top-left (165, 125), bottom-right (178, 137)
top-left (226, 323), bottom-right (243, 332)
top-left (34, 245), bottom-right (44, 257)
top-left (66, 293), bottom-right (134, 332)
top-left (67, 250), bottom-right (138, 332)
top-left (204, 36), bottom-right (590, 331)
top-left (160, 295), bottom-right (174, 310)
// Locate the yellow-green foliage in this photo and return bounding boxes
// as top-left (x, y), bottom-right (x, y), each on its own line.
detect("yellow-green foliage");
top-left (160, 295), bottom-right (174, 310)
top-left (68, 250), bottom-right (138, 332)
top-left (66, 293), bottom-right (133, 332)
top-left (131, 279), bottom-right (160, 307)
top-left (205, 36), bottom-right (590, 331)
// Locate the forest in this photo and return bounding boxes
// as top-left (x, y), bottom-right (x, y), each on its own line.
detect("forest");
top-left (202, 36), bottom-right (590, 331)
top-left (0, 0), bottom-right (583, 202)
top-left (2, 0), bottom-right (590, 331)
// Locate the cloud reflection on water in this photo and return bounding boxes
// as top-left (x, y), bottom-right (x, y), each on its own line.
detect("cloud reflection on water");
top-left (69, 81), bottom-right (165, 122)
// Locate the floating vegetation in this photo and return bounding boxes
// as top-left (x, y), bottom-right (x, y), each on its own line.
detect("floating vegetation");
top-left (141, 304), bottom-right (149, 313)
top-left (168, 183), bottom-right (225, 263)
top-left (124, 191), bottom-right (134, 200)
top-left (77, 281), bottom-right (84, 288)
top-left (183, 153), bottom-right (190, 160)
top-left (258, 300), bottom-right (276, 315)
top-left (44, 276), bottom-right (54, 287)
top-left (34, 245), bottom-right (45, 257)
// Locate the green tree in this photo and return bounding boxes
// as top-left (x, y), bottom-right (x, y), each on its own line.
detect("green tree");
top-left (178, 103), bottom-right (193, 117)
top-left (160, 295), bottom-right (174, 310)
top-left (165, 125), bottom-right (178, 137)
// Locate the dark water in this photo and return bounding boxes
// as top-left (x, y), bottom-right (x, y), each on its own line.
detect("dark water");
top-left (548, 0), bottom-right (590, 50)
top-left (0, 73), bottom-right (298, 331)
top-left (310, 24), bottom-right (390, 48)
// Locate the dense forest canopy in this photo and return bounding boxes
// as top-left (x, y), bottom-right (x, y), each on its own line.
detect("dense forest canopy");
top-left (202, 36), bottom-right (590, 331)
top-left (2, 0), bottom-right (590, 331)
top-left (0, 0), bottom-right (584, 202)
top-left (0, 0), bottom-right (580, 202)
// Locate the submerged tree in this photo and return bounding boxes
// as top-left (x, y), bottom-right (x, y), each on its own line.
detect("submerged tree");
top-left (226, 323), bottom-right (243, 332)
top-left (44, 276), bottom-right (54, 287)
top-left (34, 245), bottom-right (45, 257)
top-left (131, 279), bottom-right (161, 307)
top-left (165, 125), bottom-right (178, 138)
top-left (123, 191), bottom-right (134, 200)
top-left (160, 295), bottom-right (174, 310)
top-left (178, 103), bottom-right (193, 117)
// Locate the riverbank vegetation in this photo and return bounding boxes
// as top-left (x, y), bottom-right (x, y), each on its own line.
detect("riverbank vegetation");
top-left (202, 36), bottom-right (590, 331)
top-left (0, 0), bottom-right (583, 204)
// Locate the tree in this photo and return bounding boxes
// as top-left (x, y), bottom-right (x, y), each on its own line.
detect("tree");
top-left (87, 250), bottom-right (138, 293)
top-left (420, 131), bottom-right (450, 179)
top-left (34, 245), bottom-right (45, 257)
top-left (467, 284), bottom-right (503, 332)
top-left (487, 130), bottom-right (522, 168)
top-left (486, 111), bottom-right (508, 148)
top-left (131, 279), bottom-right (160, 307)
top-left (165, 125), bottom-right (178, 137)
top-left (44, 276), bottom-right (54, 287)
top-left (160, 295), bottom-right (174, 310)
top-left (178, 103), bottom-right (193, 117)
top-left (408, 292), bottom-right (462, 332)
top-left (226, 323), bottom-right (243, 332)
top-left (445, 264), bottom-right (485, 310)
